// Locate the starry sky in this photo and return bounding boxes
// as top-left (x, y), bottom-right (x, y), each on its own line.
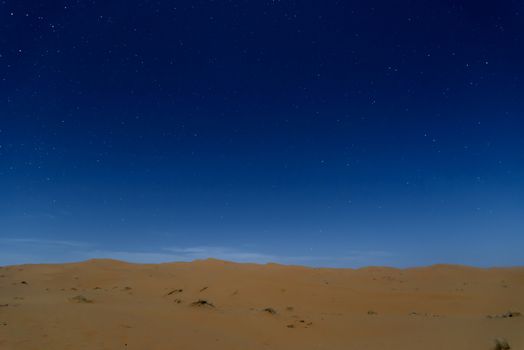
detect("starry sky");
top-left (1, 0), bottom-right (523, 267)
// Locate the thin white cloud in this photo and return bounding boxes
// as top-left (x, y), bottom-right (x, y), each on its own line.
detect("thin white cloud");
top-left (79, 250), bottom-right (184, 264)
top-left (164, 246), bottom-right (277, 263)
top-left (277, 250), bottom-right (394, 267)
top-left (0, 238), bottom-right (394, 267)
top-left (0, 238), bottom-right (90, 248)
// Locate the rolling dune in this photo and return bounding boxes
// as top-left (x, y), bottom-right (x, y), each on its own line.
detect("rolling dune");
top-left (1, 259), bottom-right (523, 350)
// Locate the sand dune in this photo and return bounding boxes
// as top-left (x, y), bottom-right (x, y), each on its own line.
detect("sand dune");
top-left (0, 259), bottom-right (523, 349)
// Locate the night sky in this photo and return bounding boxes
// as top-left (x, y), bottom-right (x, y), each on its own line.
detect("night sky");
top-left (1, 0), bottom-right (523, 267)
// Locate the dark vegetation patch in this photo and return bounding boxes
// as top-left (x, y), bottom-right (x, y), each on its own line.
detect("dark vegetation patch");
top-left (190, 299), bottom-right (214, 308)
top-left (166, 289), bottom-right (183, 296)
top-left (487, 311), bottom-right (521, 319)
top-left (493, 338), bottom-right (511, 350)
top-left (70, 295), bottom-right (93, 304)
top-left (262, 307), bottom-right (277, 315)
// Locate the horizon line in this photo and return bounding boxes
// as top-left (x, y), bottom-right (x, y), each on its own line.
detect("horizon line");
top-left (2, 257), bottom-right (523, 270)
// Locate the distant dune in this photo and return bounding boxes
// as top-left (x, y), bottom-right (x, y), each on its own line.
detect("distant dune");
top-left (1, 259), bottom-right (523, 349)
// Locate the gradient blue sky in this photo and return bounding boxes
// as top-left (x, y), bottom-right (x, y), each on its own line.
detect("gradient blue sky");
top-left (1, 0), bottom-right (523, 267)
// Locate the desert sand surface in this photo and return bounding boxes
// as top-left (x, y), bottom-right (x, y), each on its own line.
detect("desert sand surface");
top-left (0, 259), bottom-right (523, 350)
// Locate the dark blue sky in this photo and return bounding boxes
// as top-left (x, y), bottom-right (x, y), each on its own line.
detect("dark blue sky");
top-left (1, 0), bottom-right (523, 267)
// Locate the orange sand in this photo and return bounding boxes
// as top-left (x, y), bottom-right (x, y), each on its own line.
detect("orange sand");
top-left (1, 259), bottom-right (523, 349)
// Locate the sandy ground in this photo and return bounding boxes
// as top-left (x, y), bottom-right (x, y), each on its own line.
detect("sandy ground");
top-left (0, 259), bottom-right (523, 350)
